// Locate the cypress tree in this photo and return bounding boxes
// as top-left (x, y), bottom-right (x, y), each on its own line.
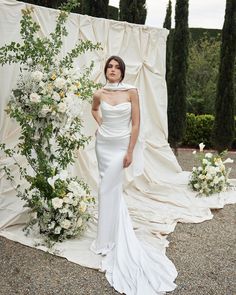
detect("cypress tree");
top-left (163, 0), bottom-right (172, 100)
top-left (119, 0), bottom-right (147, 24)
top-left (213, 0), bottom-right (236, 152)
top-left (167, 0), bottom-right (189, 150)
top-left (82, 0), bottom-right (109, 18)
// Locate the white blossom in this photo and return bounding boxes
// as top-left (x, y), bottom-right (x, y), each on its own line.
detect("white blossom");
top-left (79, 202), bottom-right (87, 213)
top-left (52, 197), bottom-right (63, 209)
top-left (54, 77), bottom-right (67, 89)
top-left (41, 104), bottom-right (51, 116)
top-left (52, 92), bottom-right (61, 101)
top-left (32, 70), bottom-right (44, 82)
top-left (205, 153), bottom-right (213, 158)
top-left (58, 102), bottom-right (67, 113)
top-left (30, 92), bottom-right (41, 103)
top-left (199, 142), bottom-right (205, 152)
top-left (60, 219), bottom-right (71, 229)
top-left (77, 217), bottom-right (83, 227)
top-left (54, 226), bottom-right (61, 234)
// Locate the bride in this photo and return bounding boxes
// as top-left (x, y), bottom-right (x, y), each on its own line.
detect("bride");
top-left (90, 55), bottom-right (177, 295)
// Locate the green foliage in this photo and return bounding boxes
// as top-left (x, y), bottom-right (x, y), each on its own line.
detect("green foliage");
top-left (187, 34), bottom-right (221, 115)
top-left (108, 5), bottom-right (119, 20)
top-left (213, 0), bottom-right (236, 152)
top-left (119, 0), bottom-right (147, 24)
top-left (0, 7), bottom-right (101, 71)
top-left (182, 113), bottom-right (236, 149)
top-left (182, 113), bottom-right (214, 148)
top-left (168, 0), bottom-right (189, 148)
top-left (190, 28), bottom-right (221, 41)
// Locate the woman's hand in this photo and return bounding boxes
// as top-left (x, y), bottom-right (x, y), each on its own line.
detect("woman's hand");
top-left (123, 152), bottom-right (133, 168)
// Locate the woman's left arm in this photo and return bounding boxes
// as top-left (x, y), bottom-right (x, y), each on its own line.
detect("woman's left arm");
top-left (123, 88), bottom-right (140, 168)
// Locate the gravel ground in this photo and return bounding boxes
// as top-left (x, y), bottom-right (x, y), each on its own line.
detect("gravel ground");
top-left (0, 149), bottom-right (235, 295)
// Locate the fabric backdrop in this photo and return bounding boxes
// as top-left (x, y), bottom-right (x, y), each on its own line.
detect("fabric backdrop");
top-left (0, 0), bottom-right (235, 269)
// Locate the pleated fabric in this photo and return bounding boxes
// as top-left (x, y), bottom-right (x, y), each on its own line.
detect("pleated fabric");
top-left (90, 101), bottom-right (177, 294)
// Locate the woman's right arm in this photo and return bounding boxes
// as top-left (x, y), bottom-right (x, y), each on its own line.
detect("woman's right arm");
top-left (91, 90), bottom-right (102, 126)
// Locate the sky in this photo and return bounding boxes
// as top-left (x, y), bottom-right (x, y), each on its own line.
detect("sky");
top-left (109, 0), bottom-right (226, 29)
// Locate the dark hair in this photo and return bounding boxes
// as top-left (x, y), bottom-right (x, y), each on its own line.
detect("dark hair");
top-left (104, 56), bottom-right (126, 82)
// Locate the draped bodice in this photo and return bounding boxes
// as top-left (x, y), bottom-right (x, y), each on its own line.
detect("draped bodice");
top-left (97, 100), bottom-right (131, 139)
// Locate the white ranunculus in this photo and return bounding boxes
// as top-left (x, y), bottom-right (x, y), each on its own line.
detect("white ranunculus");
top-left (41, 104), bottom-right (51, 116)
top-left (52, 92), bottom-right (61, 101)
top-left (52, 197), bottom-right (63, 209)
top-left (58, 102), bottom-right (67, 113)
top-left (60, 219), bottom-right (71, 229)
top-left (58, 169), bottom-right (68, 181)
top-left (77, 217), bottom-right (83, 227)
top-left (54, 77), bottom-right (67, 89)
top-left (68, 181), bottom-right (85, 196)
top-left (54, 226), bottom-right (61, 234)
top-left (30, 92), bottom-right (41, 103)
top-left (32, 70), bottom-right (44, 82)
top-left (205, 153), bottom-right (213, 158)
top-left (223, 158), bottom-right (234, 164)
top-left (199, 142), bottom-right (205, 152)
top-left (79, 202), bottom-right (87, 213)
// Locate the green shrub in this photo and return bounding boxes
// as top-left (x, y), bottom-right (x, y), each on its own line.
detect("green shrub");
top-left (182, 113), bottom-right (236, 149)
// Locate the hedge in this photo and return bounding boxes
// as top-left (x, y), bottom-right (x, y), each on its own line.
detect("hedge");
top-left (181, 113), bottom-right (236, 149)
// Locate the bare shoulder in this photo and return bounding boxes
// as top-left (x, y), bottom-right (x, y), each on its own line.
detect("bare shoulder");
top-left (128, 88), bottom-right (139, 102)
top-left (93, 88), bottom-right (103, 99)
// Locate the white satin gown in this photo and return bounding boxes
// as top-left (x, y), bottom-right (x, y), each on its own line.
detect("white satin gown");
top-left (90, 99), bottom-right (177, 295)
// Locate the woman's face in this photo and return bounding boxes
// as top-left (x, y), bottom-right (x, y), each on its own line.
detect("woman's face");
top-left (106, 59), bottom-right (122, 83)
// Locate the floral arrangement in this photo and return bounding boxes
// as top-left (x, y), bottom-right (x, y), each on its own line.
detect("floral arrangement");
top-left (189, 143), bottom-right (233, 196)
top-left (0, 2), bottom-right (101, 244)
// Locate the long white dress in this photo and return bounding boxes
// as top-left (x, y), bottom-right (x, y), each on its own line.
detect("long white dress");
top-left (90, 97), bottom-right (177, 295)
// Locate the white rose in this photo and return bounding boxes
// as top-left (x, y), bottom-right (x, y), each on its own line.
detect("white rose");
top-left (60, 219), bottom-right (71, 229)
top-left (68, 181), bottom-right (85, 196)
top-left (32, 70), bottom-right (43, 82)
top-left (205, 153), bottom-right (213, 158)
top-left (54, 77), bottom-right (66, 89)
top-left (199, 142), bottom-right (205, 152)
top-left (54, 226), bottom-right (61, 234)
top-left (52, 197), bottom-right (63, 209)
top-left (77, 217), bottom-right (83, 227)
top-left (30, 93), bottom-right (41, 103)
top-left (202, 159), bottom-right (209, 165)
top-left (41, 104), bottom-right (51, 116)
top-left (52, 92), bottom-right (61, 101)
top-left (79, 202), bottom-right (87, 213)
top-left (58, 102), bottom-right (67, 113)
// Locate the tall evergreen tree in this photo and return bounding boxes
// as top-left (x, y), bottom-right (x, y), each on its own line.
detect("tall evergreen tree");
top-left (167, 0), bottom-right (189, 150)
top-left (213, 0), bottom-right (236, 152)
top-left (119, 0), bottom-right (147, 24)
top-left (82, 0), bottom-right (109, 18)
top-left (163, 0), bottom-right (172, 100)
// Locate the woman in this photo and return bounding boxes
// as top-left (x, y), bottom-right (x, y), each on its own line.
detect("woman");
top-left (91, 56), bottom-right (177, 295)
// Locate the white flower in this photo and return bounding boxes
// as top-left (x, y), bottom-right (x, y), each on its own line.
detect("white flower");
top-left (32, 70), bottom-right (44, 82)
top-left (26, 58), bottom-right (33, 65)
top-left (54, 226), bottom-right (61, 234)
top-left (77, 217), bottom-right (83, 227)
top-left (54, 77), bottom-right (67, 89)
top-left (30, 92), bottom-right (41, 103)
top-left (192, 150), bottom-right (196, 154)
top-left (58, 170), bottom-right (68, 181)
top-left (48, 221), bottom-right (55, 229)
top-left (52, 197), bottom-right (63, 209)
top-left (205, 153), bottom-right (213, 158)
top-left (68, 181), bottom-right (85, 196)
top-left (52, 92), bottom-right (61, 101)
top-left (223, 158), bottom-right (234, 164)
top-left (63, 197), bottom-right (73, 204)
top-left (79, 202), bottom-right (87, 213)
top-left (194, 183), bottom-right (200, 189)
top-left (202, 159), bottom-right (209, 165)
top-left (41, 104), bottom-right (51, 116)
top-left (60, 219), bottom-right (71, 229)
top-left (58, 102), bottom-right (67, 113)
top-left (199, 142), bottom-right (205, 152)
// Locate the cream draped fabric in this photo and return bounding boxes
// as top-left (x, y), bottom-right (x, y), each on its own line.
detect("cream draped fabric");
top-left (0, 0), bottom-right (235, 283)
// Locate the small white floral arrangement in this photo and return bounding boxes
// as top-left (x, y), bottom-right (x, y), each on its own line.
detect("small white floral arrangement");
top-left (189, 143), bottom-right (234, 196)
